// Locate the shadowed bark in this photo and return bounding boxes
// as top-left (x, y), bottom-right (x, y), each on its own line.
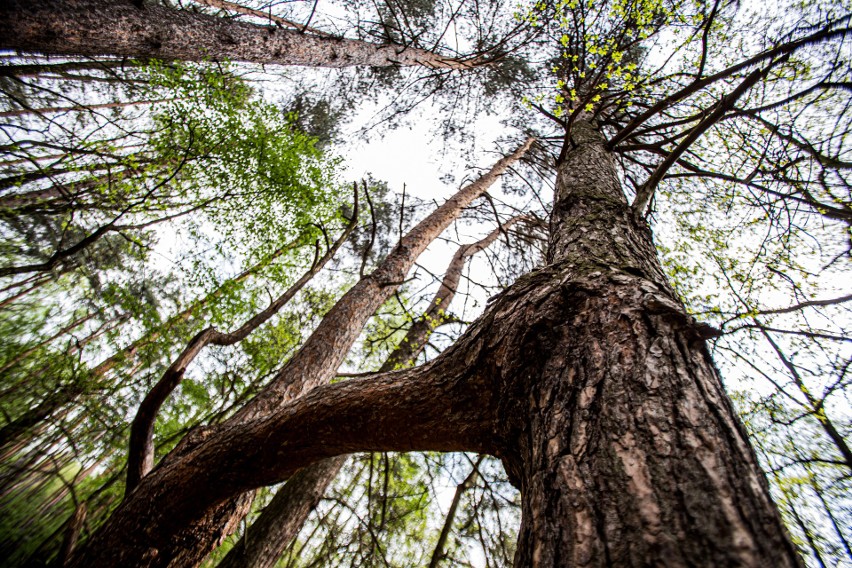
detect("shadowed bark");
top-left (69, 346), bottom-right (495, 568)
top-left (215, 458), bottom-right (346, 568)
top-left (0, 0), bottom-right (485, 70)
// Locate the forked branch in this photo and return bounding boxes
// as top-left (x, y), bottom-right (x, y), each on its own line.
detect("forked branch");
top-left (125, 195), bottom-right (359, 493)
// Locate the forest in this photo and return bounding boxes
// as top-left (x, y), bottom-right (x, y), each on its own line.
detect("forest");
top-left (0, 0), bottom-right (849, 566)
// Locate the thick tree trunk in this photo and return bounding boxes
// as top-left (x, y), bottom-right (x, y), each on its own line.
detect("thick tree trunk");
top-left (495, 271), bottom-right (802, 566)
top-left (0, 0), bottom-right (482, 70)
top-left (487, 120), bottom-right (802, 566)
top-left (59, 122), bottom-right (799, 567)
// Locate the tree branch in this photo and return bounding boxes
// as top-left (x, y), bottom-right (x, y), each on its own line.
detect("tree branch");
top-left (0, 0), bottom-right (487, 70)
top-left (632, 57), bottom-right (788, 217)
top-left (125, 198), bottom-right (359, 493)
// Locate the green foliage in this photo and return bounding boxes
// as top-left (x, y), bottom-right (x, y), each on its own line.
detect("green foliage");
top-left (0, 56), bottom-right (352, 566)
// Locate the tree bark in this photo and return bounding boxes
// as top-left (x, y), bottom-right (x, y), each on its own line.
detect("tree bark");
top-left (491, 120), bottom-right (802, 566)
top-left (0, 98), bottom-right (166, 118)
top-left (205, 121), bottom-right (804, 568)
top-left (69, 348), bottom-right (494, 568)
top-left (0, 0), bottom-right (483, 70)
top-left (59, 119), bottom-right (802, 567)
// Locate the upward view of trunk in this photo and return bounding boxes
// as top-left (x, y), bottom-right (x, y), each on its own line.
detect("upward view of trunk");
top-left (0, 0), bottom-right (483, 70)
top-left (69, 141), bottom-right (532, 568)
top-left (61, 120), bottom-right (803, 567)
top-left (490, 120), bottom-right (802, 566)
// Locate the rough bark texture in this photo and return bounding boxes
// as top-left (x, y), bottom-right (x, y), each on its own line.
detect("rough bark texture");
top-left (0, 0), bottom-right (482, 70)
top-left (69, 142), bottom-right (531, 568)
top-left (68, 351), bottom-right (495, 568)
top-left (489, 268), bottom-right (802, 566)
top-left (488, 120), bottom-right (802, 566)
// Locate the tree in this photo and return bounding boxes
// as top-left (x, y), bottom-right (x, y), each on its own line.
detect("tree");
top-left (0, 0), bottom-right (490, 70)
top-left (1, 0), bottom-right (850, 566)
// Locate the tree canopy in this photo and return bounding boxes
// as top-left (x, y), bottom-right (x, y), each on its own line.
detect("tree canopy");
top-left (0, 0), bottom-right (849, 566)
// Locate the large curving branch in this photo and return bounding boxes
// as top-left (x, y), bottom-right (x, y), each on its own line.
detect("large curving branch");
top-left (73, 343), bottom-right (497, 568)
top-left (177, 353), bottom-right (495, 501)
top-left (216, 214), bottom-right (541, 568)
top-left (68, 141), bottom-right (533, 567)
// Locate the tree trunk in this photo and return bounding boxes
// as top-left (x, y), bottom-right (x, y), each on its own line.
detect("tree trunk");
top-left (487, 120), bottom-right (803, 566)
top-left (59, 121), bottom-right (803, 567)
top-left (0, 0), bottom-right (483, 70)
top-left (215, 456), bottom-right (347, 568)
top-left (0, 98), bottom-right (166, 118)
top-left (428, 455), bottom-right (483, 568)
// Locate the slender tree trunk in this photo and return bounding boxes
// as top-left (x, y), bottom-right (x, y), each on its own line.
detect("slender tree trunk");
top-left (0, 98), bottom-right (166, 118)
top-left (69, 141), bottom-right (532, 568)
top-left (57, 503), bottom-right (88, 567)
top-left (215, 456), bottom-right (347, 568)
top-left (0, 0), bottom-right (483, 70)
top-left (428, 455), bottom-right (483, 568)
top-left (0, 60), bottom-right (133, 78)
top-left (125, 211), bottom-right (357, 492)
